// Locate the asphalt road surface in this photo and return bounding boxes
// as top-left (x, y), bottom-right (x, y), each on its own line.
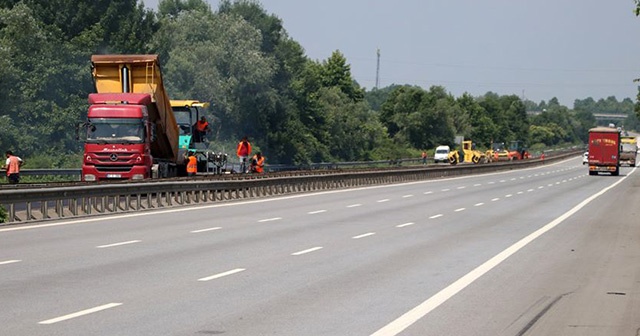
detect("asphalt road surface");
top-left (1, 157), bottom-right (639, 336)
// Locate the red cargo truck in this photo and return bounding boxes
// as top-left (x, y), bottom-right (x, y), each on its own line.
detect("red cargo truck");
top-left (587, 127), bottom-right (621, 176)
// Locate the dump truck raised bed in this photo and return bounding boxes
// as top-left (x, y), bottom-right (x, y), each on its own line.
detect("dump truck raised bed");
top-left (80, 55), bottom-right (182, 181)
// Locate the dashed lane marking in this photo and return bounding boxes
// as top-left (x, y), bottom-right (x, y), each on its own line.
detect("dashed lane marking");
top-left (38, 303), bottom-right (122, 325)
top-left (198, 268), bottom-right (246, 282)
top-left (352, 232), bottom-right (376, 239)
top-left (191, 227), bottom-right (222, 233)
top-left (96, 240), bottom-right (141, 249)
top-left (291, 247), bottom-right (323, 256)
top-left (258, 217), bottom-right (282, 223)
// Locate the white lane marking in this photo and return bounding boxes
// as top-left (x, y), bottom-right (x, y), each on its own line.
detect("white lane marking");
top-left (527, 189), bottom-right (534, 192)
top-left (38, 303), bottom-right (122, 325)
top-left (548, 184), bottom-right (554, 187)
top-left (0, 260), bottom-right (21, 265)
top-left (474, 203), bottom-right (484, 207)
top-left (473, 184), bottom-right (481, 187)
top-left (454, 208), bottom-right (466, 212)
top-left (538, 186), bottom-right (544, 189)
top-left (308, 210), bottom-right (327, 215)
top-left (556, 182), bottom-right (561, 185)
top-left (258, 217), bottom-right (282, 223)
top-left (292, 247), bottom-right (323, 256)
top-left (423, 191), bottom-right (433, 195)
top-left (488, 182), bottom-right (495, 184)
top-left (0, 158), bottom-right (573, 234)
top-left (370, 168), bottom-right (635, 336)
top-left (96, 240), bottom-right (141, 249)
top-left (190, 227), bottom-right (222, 233)
top-left (441, 189), bottom-right (450, 192)
top-left (499, 180), bottom-right (506, 183)
top-left (377, 199), bottom-right (390, 203)
top-left (510, 178), bottom-right (516, 181)
top-left (347, 204), bottom-right (362, 208)
top-left (505, 194), bottom-right (513, 198)
top-left (402, 195), bottom-right (414, 198)
top-left (429, 214), bottom-right (443, 219)
top-left (491, 198), bottom-right (500, 202)
top-left (396, 222), bottom-right (415, 228)
top-left (457, 186), bottom-right (466, 190)
top-left (517, 191), bottom-right (524, 195)
top-left (562, 180), bottom-right (567, 183)
top-left (198, 268), bottom-right (246, 282)
top-left (353, 232), bottom-right (376, 239)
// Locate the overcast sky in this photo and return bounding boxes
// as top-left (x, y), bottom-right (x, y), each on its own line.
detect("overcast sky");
top-left (143, 0), bottom-right (640, 106)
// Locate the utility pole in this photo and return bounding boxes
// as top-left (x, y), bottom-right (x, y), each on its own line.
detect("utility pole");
top-left (375, 48), bottom-right (380, 89)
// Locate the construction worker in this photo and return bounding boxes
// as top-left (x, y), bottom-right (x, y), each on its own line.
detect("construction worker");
top-left (421, 151), bottom-right (427, 165)
top-left (250, 152), bottom-right (265, 173)
top-left (3, 150), bottom-right (24, 184)
top-left (194, 116), bottom-right (209, 142)
top-left (186, 151), bottom-right (197, 176)
top-left (236, 136), bottom-right (252, 173)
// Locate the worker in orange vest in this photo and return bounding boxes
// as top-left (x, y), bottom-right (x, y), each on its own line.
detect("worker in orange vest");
top-left (194, 116), bottom-right (209, 142)
top-left (250, 152), bottom-right (265, 173)
top-left (3, 150), bottom-right (24, 184)
top-left (236, 136), bottom-right (252, 173)
top-left (186, 151), bottom-right (197, 176)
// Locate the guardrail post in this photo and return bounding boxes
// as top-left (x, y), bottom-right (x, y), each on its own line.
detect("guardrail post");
top-left (41, 201), bottom-right (49, 220)
top-left (9, 203), bottom-right (16, 223)
top-left (26, 202), bottom-right (33, 222)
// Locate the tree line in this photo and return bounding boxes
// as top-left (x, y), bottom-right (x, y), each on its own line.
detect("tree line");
top-left (0, 0), bottom-right (637, 168)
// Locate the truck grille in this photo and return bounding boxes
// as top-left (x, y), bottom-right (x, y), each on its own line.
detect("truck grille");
top-left (95, 165), bottom-right (134, 172)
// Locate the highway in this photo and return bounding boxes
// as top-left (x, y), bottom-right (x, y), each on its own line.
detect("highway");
top-left (1, 157), bottom-right (639, 335)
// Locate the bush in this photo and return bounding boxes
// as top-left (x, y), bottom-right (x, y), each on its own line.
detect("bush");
top-left (0, 205), bottom-right (7, 223)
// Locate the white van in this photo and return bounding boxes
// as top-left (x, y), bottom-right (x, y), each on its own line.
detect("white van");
top-left (433, 145), bottom-right (450, 163)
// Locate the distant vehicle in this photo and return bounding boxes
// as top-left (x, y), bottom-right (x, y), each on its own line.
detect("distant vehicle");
top-left (582, 151), bottom-right (589, 165)
top-left (587, 127), bottom-right (620, 176)
top-left (620, 136), bottom-right (637, 167)
top-left (433, 145), bottom-right (450, 163)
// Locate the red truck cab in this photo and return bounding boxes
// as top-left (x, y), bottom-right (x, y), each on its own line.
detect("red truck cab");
top-left (587, 127), bottom-right (621, 176)
top-left (82, 93), bottom-right (153, 181)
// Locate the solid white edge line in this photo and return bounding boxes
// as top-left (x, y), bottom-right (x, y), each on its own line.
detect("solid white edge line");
top-left (258, 217), bottom-right (282, 223)
top-left (0, 157), bottom-right (573, 234)
top-left (291, 246), bottom-right (323, 256)
top-left (370, 167), bottom-right (636, 336)
top-left (38, 303), bottom-right (122, 325)
top-left (198, 268), bottom-right (246, 282)
top-left (0, 260), bottom-right (21, 265)
top-left (396, 222), bottom-right (415, 228)
top-left (190, 227), bottom-right (222, 233)
top-left (353, 232), bottom-right (376, 239)
top-left (96, 240), bottom-right (141, 249)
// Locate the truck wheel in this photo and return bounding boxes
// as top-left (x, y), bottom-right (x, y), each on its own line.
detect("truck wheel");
top-left (589, 170), bottom-right (596, 176)
top-left (612, 168), bottom-right (619, 176)
top-left (631, 163), bottom-right (636, 167)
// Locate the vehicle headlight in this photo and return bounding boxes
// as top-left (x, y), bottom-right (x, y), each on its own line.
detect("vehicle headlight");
top-left (132, 174), bottom-right (145, 180)
top-left (84, 174), bottom-right (96, 181)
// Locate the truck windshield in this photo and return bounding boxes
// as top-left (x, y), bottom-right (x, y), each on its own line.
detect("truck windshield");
top-left (86, 118), bottom-right (144, 143)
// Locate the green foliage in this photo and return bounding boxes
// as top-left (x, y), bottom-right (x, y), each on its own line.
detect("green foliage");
top-left (0, 204), bottom-right (6, 223)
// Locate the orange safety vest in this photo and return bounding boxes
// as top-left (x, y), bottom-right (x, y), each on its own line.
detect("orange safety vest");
top-left (237, 141), bottom-right (251, 157)
top-left (252, 155), bottom-right (265, 173)
top-left (196, 120), bottom-right (208, 132)
top-left (6, 155), bottom-right (20, 175)
top-left (187, 156), bottom-right (197, 174)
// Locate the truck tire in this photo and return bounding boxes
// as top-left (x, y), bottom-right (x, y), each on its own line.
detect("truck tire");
top-left (612, 168), bottom-right (619, 176)
top-left (589, 170), bottom-right (596, 176)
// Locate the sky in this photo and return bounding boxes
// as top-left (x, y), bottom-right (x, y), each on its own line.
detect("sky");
top-left (143, 0), bottom-right (640, 107)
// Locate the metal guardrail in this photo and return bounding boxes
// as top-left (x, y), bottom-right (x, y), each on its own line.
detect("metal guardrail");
top-left (0, 150), bottom-right (580, 225)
